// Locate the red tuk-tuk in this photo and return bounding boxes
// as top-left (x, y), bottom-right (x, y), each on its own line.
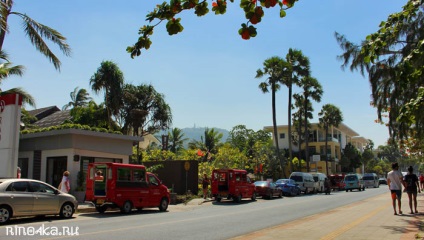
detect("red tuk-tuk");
top-left (85, 163), bottom-right (170, 213)
top-left (211, 169), bottom-right (256, 203)
top-left (329, 174), bottom-right (346, 191)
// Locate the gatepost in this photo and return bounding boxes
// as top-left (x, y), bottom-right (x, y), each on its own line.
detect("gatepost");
top-left (0, 93), bottom-right (22, 178)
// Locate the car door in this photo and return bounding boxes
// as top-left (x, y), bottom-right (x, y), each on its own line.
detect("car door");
top-left (147, 174), bottom-right (162, 207)
top-left (29, 181), bottom-right (60, 214)
top-left (5, 181), bottom-right (34, 216)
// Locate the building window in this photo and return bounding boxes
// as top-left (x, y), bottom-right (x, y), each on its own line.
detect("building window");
top-left (279, 133), bottom-right (285, 139)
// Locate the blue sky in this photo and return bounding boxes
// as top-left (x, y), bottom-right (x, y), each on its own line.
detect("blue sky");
top-left (2, 0), bottom-right (406, 147)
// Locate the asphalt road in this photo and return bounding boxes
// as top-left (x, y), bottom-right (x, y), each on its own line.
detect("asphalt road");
top-left (0, 186), bottom-right (388, 240)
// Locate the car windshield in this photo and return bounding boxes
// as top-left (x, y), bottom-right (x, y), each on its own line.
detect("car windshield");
top-left (345, 176), bottom-right (357, 181)
top-left (290, 176), bottom-right (303, 182)
top-left (363, 176), bottom-right (374, 180)
top-left (276, 179), bottom-right (289, 184)
top-left (254, 181), bottom-right (267, 187)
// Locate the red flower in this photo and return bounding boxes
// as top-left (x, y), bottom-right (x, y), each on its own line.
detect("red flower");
top-left (283, 0), bottom-right (288, 5)
top-left (212, 2), bottom-right (218, 7)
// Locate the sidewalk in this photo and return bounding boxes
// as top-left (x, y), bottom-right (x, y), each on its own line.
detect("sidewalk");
top-left (231, 192), bottom-right (424, 240)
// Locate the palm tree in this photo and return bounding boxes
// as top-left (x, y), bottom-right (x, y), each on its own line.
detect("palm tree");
top-left (0, 50), bottom-right (34, 107)
top-left (188, 128), bottom-right (223, 161)
top-left (318, 104), bottom-right (343, 175)
top-left (90, 61), bottom-right (124, 129)
top-left (168, 127), bottom-right (188, 153)
top-left (62, 87), bottom-right (92, 110)
top-left (282, 48), bottom-right (310, 172)
top-left (0, 0), bottom-right (71, 70)
top-left (299, 76), bottom-right (323, 172)
top-left (256, 56), bottom-right (285, 175)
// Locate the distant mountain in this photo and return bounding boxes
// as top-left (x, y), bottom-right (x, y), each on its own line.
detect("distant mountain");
top-left (156, 127), bottom-right (230, 148)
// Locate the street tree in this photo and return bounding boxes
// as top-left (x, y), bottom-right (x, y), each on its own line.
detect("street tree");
top-left (90, 61), bottom-right (124, 129)
top-left (62, 87), bottom-right (92, 110)
top-left (70, 101), bottom-right (112, 130)
top-left (256, 56), bottom-right (286, 174)
top-left (318, 104), bottom-right (343, 175)
top-left (335, 0), bottom-right (424, 147)
top-left (120, 83), bottom-right (172, 137)
top-left (341, 143), bottom-right (362, 173)
top-left (127, 0), bottom-right (298, 58)
top-left (281, 48), bottom-right (310, 171)
top-left (0, 0), bottom-right (71, 70)
top-left (299, 76), bottom-right (323, 171)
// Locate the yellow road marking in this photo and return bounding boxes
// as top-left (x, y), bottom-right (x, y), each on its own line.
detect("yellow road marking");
top-left (320, 202), bottom-right (391, 240)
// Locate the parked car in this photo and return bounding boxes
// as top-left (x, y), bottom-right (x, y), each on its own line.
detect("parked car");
top-left (275, 179), bottom-right (301, 196)
top-left (211, 169), bottom-right (256, 203)
top-left (329, 174), bottom-right (346, 191)
top-left (344, 174), bottom-right (365, 192)
top-left (378, 177), bottom-right (387, 185)
top-left (254, 181), bottom-right (283, 199)
top-left (363, 173), bottom-right (379, 188)
top-left (289, 172), bottom-right (317, 194)
top-left (310, 172), bottom-right (327, 193)
top-left (0, 178), bottom-right (78, 224)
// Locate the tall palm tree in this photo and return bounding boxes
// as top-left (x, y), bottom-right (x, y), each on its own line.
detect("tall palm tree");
top-left (90, 60), bottom-right (124, 129)
top-left (256, 56), bottom-right (285, 175)
top-left (0, 0), bottom-right (71, 70)
top-left (318, 104), bottom-right (343, 176)
top-left (168, 127), bottom-right (188, 153)
top-left (299, 76), bottom-right (323, 172)
top-left (282, 48), bottom-right (310, 172)
top-left (62, 87), bottom-right (92, 110)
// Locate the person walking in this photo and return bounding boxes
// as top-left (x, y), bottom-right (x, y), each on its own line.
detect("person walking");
top-left (419, 173), bottom-right (424, 191)
top-left (202, 174), bottom-right (210, 199)
top-left (387, 162), bottom-right (406, 215)
top-left (404, 166), bottom-right (421, 214)
top-left (58, 171), bottom-right (71, 193)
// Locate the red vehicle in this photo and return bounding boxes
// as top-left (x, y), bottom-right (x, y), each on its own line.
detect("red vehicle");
top-left (85, 163), bottom-right (170, 213)
top-left (254, 181), bottom-right (283, 199)
top-left (211, 169), bottom-right (256, 203)
top-left (329, 174), bottom-right (346, 191)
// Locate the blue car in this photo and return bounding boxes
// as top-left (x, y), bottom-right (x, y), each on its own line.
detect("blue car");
top-left (275, 179), bottom-right (301, 196)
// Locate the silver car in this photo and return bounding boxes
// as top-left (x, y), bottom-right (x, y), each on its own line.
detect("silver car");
top-left (0, 178), bottom-right (78, 224)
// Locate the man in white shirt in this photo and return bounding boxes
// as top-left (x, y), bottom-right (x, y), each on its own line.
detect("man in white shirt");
top-left (387, 162), bottom-right (406, 215)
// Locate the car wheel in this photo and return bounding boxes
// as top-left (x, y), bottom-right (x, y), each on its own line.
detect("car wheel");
top-left (159, 198), bottom-right (168, 212)
top-left (359, 188), bottom-right (362, 191)
top-left (0, 206), bottom-right (12, 224)
top-left (60, 203), bottom-right (74, 218)
top-left (278, 191), bottom-right (283, 198)
top-left (234, 195), bottom-right (242, 203)
top-left (346, 189), bottom-right (348, 192)
top-left (95, 205), bottom-right (108, 213)
top-left (216, 197), bottom-right (222, 202)
top-left (120, 201), bottom-right (132, 214)
top-left (251, 192), bottom-right (256, 201)
top-left (268, 191), bottom-right (273, 200)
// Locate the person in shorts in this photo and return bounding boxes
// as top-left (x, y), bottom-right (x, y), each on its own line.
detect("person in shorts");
top-left (404, 166), bottom-right (421, 214)
top-left (387, 162), bottom-right (406, 215)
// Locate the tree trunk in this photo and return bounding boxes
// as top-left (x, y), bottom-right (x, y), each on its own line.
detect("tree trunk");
top-left (288, 84), bottom-right (293, 172)
top-left (304, 100), bottom-right (310, 172)
top-left (325, 126), bottom-right (329, 176)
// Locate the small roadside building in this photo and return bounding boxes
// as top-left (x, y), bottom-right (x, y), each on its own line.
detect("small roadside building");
top-left (18, 106), bottom-right (143, 193)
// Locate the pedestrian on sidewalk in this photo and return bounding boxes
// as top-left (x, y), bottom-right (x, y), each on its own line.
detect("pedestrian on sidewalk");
top-left (419, 173), bottom-right (424, 191)
top-left (404, 166), bottom-right (421, 214)
top-left (202, 174), bottom-right (210, 199)
top-left (387, 162), bottom-right (406, 215)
